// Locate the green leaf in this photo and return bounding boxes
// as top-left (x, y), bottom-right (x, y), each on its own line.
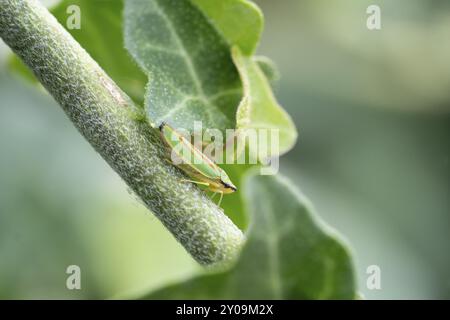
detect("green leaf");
top-left (232, 46), bottom-right (298, 157)
top-left (191, 0), bottom-right (295, 154)
top-left (144, 172), bottom-right (356, 299)
top-left (9, 0), bottom-right (147, 105)
top-left (124, 0), bottom-right (297, 156)
top-left (191, 0), bottom-right (263, 55)
top-left (124, 0), bottom-right (242, 132)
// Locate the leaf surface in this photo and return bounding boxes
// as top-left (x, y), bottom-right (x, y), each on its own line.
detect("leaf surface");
top-left (124, 0), bottom-right (242, 131)
top-left (191, 0), bottom-right (263, 55)
top-left (232, 47), bottom-right (298, 157)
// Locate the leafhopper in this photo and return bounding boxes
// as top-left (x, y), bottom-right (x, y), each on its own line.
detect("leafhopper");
top-left (159, 122), bottom-right (237, 206)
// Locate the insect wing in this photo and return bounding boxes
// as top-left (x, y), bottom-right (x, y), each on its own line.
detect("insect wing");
top-left (160, 123), bottom-right (222, 181)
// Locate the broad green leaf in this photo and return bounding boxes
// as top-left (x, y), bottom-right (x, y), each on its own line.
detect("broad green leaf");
top-left (232, 46), bottom-right (298, 157)
top-left (191, 0), bottom-right (263, 55)
top-left (191, 0), bottom-right (295, 154)
top-left (144, 172), bottom-right (356, 299)
top-left (9, 0), bottom-right (147, 104)
top-left (124, 0), bottom-right (242, 132)
top-left (124, 0), bottom-right (296, 157)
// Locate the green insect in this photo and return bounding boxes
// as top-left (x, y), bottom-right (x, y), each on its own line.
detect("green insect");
top-left (159, 122), bottom-right (237, 206)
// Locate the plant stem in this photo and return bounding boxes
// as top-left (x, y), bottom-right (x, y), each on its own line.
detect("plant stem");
top-left (0, 0), bottom-right (244, 266)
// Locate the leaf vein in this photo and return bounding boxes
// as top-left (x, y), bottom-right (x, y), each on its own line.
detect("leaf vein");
top-left (153, 1), bottom-right (206, 99)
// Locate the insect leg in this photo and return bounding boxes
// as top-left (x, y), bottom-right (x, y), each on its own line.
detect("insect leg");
top-left (210, 192), bottom-right (218, 200)
top-left (180, 179), bottom-right (210, 187)
top-left (217, 191), bottom-right (224, 207)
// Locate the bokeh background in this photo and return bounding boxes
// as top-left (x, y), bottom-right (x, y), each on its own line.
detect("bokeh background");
top-left (0, 0), bottom-right (449, 299)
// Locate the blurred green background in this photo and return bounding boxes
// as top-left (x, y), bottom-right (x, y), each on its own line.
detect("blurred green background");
top-left (0, 0), bottom-right (449, 299)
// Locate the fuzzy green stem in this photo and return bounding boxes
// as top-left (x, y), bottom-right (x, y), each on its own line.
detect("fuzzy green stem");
top-left (0, 0), bottom-right (244, 266)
